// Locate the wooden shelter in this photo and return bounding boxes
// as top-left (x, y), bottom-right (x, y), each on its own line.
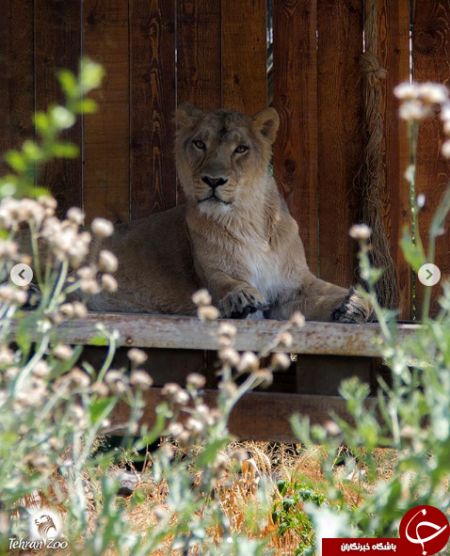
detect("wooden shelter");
top-left (1, 1), bottom-right (449, 440)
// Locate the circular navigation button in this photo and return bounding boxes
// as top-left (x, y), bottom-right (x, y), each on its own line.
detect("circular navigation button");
top-left (10, 263), bottom-right (33, 287)
top-left (418, 263), bottom-right (441, 287)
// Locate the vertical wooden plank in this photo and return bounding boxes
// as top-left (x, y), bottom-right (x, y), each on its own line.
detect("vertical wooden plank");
top-left (0, 1), bottom-right (34, 176)
top-left (317, 0), bottom-right (364, 288)
top-left (176, 0), bottom-right (222, 205)
top-left (177, 0), bottom-right (222, 110)
top-left (378, 0), bottom-right (411, 319)
top-left (34, 0), bottom-right (83, 216)
top-left (221, 0), bottom-right (267, 113)
top-left (130, 0), bottom-right (177, 220)
top-left (83, 1), bottom-right (130, 224)
top-left (413, 0), bottom-right (450, 315)
top-left (273, 0), bottom-right (319, 272)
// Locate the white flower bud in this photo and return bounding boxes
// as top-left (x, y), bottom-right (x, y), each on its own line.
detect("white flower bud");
top-left (253, 369), bottom-right (273, 387)
top-left (174, 390), bottom-right (189, 406)
top-left (289, 311), bottom-right (305, 328)
top-left (77, 266), bottom-right (96, 280)
top-left (237, 351), bottom-right (259, 373)
top-left (32, 361), bottom-right (50, 378)
top-left (192, 288), bottom-right (212, 306)
top-left (324, 420), bottom-right (341, 436)
top-left (185, 417), bottom-right (204, 434)
top-left (219, 348), bottom-right (240, 367)
top-left (130, 370), bottom-right (153, 389)
top-left (417, 194), bottom-right (426, 208)
top-left (198, 305), bottom-right (220, 321)
top-left (271, 352), bottom-right (291, 371)
top-left (38, 196), bottom-right (57, 211)
top-left (101, 274), bottom-right (118, 292)
top-left (349, 224), bottom-right (372, 240)
top-left (68, 369), bottom-right (90, 388)
top-left (441, 140), bottom-right (450, 159)
top-left (66, 207), bottom-right (85, 226)
top-left (218, 322), bottom-right (237, 338)
top-left (277, 332), bottom-right (293, 348)
top-left (60, 303), bottom-right (75, 318)
top-left (98, 250), bottom-right (118, 273)
top-left (91, 217), bottom-right (114, 238)
top-left (167, 423), bottom-right (184, 438)
top-left (440, 104), bottom-right (450, 122)
top-left (394, 82), bottom-right (419, 100)
top-left (91, 382), bottom-right (108, 397)
top-left (399, 100), bottom-right (432, 121)
top-left (80, 279), bottom-right (101, 295)
top-left (53, 344), bottom-right (73, 361)
top-left (161, 383), bottom-right (181, 398)
top-left (418, 82), bottom-right (448, 104)
top-left (127, 348), bottom-right (147, 365)
top-left (72, 302), bottom-right (88, 318)
top-left (186, 372), bottom-right (206, 389)
top-left (105, 370), bottom-right (123, 384)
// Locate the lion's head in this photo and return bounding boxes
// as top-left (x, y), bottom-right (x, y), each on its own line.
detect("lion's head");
top-left (175, 104), bottom-right (280, 216)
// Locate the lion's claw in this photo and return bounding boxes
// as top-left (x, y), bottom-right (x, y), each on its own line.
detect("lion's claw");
top-left (219, 286), bottom-right (268, 319)
top-left (331, 287), bottom-right (373, 324)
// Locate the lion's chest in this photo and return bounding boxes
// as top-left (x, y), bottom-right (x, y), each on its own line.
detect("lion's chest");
top-left (244, 241), bottom-right (295, 302)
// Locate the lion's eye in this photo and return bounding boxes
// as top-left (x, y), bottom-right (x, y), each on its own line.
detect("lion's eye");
top-left (193, 139), bottom-right (206, 150)
top-left (234, 145), bottom-right (249, 154)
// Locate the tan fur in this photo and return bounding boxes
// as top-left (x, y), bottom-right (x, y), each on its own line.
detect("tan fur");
top-left (89, 104), bottom-right (371, 322)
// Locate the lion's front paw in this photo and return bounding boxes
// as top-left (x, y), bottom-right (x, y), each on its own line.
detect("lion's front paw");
top-left (219, 285), bottom-right (268, 319)
top-left (331, 287), bottom-right (373, 324)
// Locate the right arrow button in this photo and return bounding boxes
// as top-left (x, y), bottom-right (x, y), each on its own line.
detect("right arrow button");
top-left (418, 263), bottom-right (441, 287)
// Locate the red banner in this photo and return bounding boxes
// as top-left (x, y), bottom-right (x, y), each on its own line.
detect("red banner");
top-left (323, 538), bottom-right (411, 555)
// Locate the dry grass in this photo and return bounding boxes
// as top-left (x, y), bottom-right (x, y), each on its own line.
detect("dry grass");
top-left (18, 441), bottom-right (398, 555)
top-left (101, 442), bottom-right (397, 556)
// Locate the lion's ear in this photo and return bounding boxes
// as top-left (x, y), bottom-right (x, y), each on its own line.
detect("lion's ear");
top-left (253, 107), bottom-right (280, 143)
top-left (176, 102), bottom-right (204, 130)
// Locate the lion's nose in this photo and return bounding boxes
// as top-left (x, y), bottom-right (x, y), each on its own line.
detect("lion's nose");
top-left (202, 176), bottom-right (228, 189)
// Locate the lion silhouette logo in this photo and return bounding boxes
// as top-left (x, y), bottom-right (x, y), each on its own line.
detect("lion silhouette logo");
top-left (35, 513), bottom-right (57, 540)
top-left (29, 508), bottom-right (62, 542)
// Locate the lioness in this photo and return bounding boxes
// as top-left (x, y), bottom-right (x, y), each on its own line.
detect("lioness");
top-left (90, 103), bottom-right (371, 322)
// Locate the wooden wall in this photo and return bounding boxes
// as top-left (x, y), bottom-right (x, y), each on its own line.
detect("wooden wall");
top-left (0, 0), bottom-right (449, 319)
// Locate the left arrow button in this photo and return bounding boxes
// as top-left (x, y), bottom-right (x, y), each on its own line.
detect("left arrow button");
top-left (10, 263), bottom-right (33, 287)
